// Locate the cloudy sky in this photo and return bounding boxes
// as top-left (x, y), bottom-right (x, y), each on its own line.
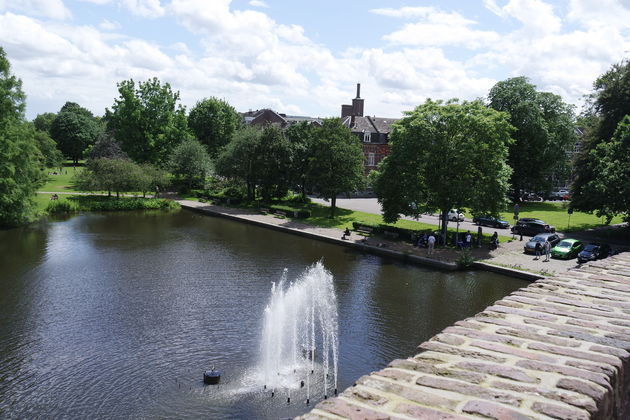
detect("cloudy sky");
top-left (1, 0), bottom-right (629, 120)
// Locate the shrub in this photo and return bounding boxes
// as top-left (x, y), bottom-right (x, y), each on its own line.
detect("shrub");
top-left (456, 248), bottom-right (474, 269)
top-left (46, 198), bottom-right (79, 214)
top-left (68, 196), bottom-right (179, 211)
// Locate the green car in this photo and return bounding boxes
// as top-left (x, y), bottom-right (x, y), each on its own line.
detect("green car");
top-left (551, 239), bottom-right (584, 259)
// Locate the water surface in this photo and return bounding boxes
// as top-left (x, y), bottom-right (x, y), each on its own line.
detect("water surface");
top-left (0, 210), bottom-right (528, 419)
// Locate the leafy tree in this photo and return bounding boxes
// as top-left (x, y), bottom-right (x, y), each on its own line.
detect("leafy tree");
top-left (88, 132), bottom-right (128, 160)
top-left (308, 118), bottom-right (364, 216)
top-left (215, 125), bottom-right (262, 200)
top-left (572, 60), bottom-right (630, 214)
top-left (33, 128), bottom-right (64, 168)
top-left (33, 112), bottom-right (57, 134)
top-left (169, 138), bottom-right (212, 191)
top-left (576, 116), bottom-right (630, 223)
top-left (286, 121), bottom-right (317, 200)
top-left (0, 47), bottom-right (46, 227)
top-left (188, 97), bottom-right (241, 157)
top-left (373, 99), bottom-right (513, 241)
top-left (75, 158), bottom-right (140, 197)
top-left (105, 78), bottom-right (191, 166)
top-left (488, 77), bottom-right (577, 198)
top-left (254, 124), bottom-right (293, 201)
top-left (50, 102), bottom-right (101, 163)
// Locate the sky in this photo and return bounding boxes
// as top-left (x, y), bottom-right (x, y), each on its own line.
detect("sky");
top-left (1, 0), bottom-right (629, 120)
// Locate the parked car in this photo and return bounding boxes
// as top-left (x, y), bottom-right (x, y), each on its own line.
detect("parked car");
top-left (447, 209), bottom-right (465, 222)
top-left (577, 243), bottom-right (612, 264)
top-left (523, 233), bottom-right (561, 254)
top-left (550, 189), bottom-right (570, 200)
top-left (472, 215), bottom-right (510, 228)
top-left (551, 239), bottom-right (584, 259)
top-left (511, 220), bottom-right (555, 236)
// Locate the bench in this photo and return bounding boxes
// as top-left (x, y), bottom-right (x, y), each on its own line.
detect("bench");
top-left (355, 226), bottom-right (373, 235)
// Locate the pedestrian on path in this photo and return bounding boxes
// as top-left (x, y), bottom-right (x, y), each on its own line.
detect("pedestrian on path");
top-left (534, 242), bottom-right (542, 260)
top-left (544, 240), bottom-right (551, 262)
top-left (427, 234), bottom-right (436, 256)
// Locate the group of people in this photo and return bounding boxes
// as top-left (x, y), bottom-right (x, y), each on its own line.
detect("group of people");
top-left (50, 193), bottom-right (59, 200)
top-left (534, 240), bottom-right (552, 262)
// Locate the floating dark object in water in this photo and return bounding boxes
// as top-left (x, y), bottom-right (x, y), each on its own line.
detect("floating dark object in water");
top-left (287, 397), bottom-right (290, 404)
top-left (334, 388), bottom-right (338, 395)
top-left (300, 380), bottom-right (304, 388)
top-left (203, 368), bottom-right (221, 385)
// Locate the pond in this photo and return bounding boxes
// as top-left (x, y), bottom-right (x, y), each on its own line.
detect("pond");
top-left (0, 210), bottom-right (528, 419)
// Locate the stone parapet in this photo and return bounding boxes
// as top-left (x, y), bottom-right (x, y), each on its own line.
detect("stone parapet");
top-left (298, 253), bottom-right (630, 419)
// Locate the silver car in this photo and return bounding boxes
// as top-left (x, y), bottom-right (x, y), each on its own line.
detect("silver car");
top-left (524, 233), bottom-right (561, 254)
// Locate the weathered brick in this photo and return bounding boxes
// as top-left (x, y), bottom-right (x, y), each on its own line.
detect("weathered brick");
top-left (418, 341), bottom-right (507, 363)
top-left (531, 401), bottom-right (589, 420)
top-left (314, 397), bottom-right (400, 420)
top-left (485, 304), bottom-right (558, 321)
top-left (387, 359), bottom-right (486, 384)
top-left (455, 361), bottom-right (538, 384)
top-left (433, 333), bottom-right (466, 346)
top-left (545, 296), bottom-right (615, 312)
top-left (356, 377), bottom-right (461, 411)
top-left (515, 359), bottom-right (611, 390)
top-left (373, 368), bottom-right (416, 383)
top-left (415, 375), bottom-right (522, 406)
top-left (462, 400), bottom-right (532, 420)
top-left (490, 380), bottom-right (597, 414)
top-left (469, 340), bottom-right (558, 364)
top-left (394, 403), bottom-right (469, 420)
top-left (443, 326), bottom-right (525, 346)
top-left (588, 344), bottom-right (630, 361)
top-left (526, 342), bottom-right (621, 368)
top-left (564, 359), bottom-right (617, 377)
top-left (556, 378), bottom-right (607, 403)
top-left (348, 388), bottom-right (388, 406)
top-left (453, 319), bottom-right (485, 330)
top-left (566, 318), bottom-right (630, 335)
top-left (523, 318), bottom-right (630, 349)
top-left (496, 327), bottom-right (580, 348)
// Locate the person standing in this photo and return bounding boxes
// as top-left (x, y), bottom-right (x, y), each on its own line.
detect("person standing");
top-left (427, 233), bottom-right (436, 256)
top-left (544, 240), bottom-right (551, 262)
top-left (534, 241), bottom-right (542, 260)
top-left (465, 231), bottom-right (472, 248)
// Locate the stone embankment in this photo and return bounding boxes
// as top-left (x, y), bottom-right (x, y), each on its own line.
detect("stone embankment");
top-left (298, 252), bottom-right (630, 420)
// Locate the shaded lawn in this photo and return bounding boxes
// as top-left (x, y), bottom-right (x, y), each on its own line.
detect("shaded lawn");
top-left (39, 165), bottom-right (83, 193)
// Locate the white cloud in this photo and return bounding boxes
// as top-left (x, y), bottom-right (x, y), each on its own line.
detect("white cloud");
top-left (0, 0), bottom-right (71, 20)
top-left (567, 0), bottom-right (630, 30)
top-left (99, 19), bottom-right (121, 30)
top-left (248, 0), bottom-right (268, 8)
top-left (120, 0), bottom-right (164, 18)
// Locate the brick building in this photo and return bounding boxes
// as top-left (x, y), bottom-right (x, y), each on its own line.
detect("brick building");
top-left (340, 84), bottom-right (398, 175)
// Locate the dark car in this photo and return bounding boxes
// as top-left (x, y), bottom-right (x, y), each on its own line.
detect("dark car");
top-left (523, 233), bottom-right (561, 254)
top-left (577, 243), bottom-right (612, 264)
top-left (472, 215), bottom-right (510, 228)
top-left (511, 220), bottom-right (555, 236)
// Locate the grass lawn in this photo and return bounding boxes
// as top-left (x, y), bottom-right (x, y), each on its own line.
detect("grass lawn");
top-left (492, 201), bottom-right (624, 232)
top-left (39, 164), bottom-right (83, 193)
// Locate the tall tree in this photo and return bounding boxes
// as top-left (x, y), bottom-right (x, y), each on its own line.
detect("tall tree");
top-left (572, 60), bottom-right (630, 214)
top-left (576, 116), bottom-right (630, 223)
top-left (488, 77), bottom-right (577, 198)
top-left (308, 118), bottom-right (364, 216)
top-left (105, 78), bottom-right (191, 166)
top-left (188, 97), bottom-right (241, 157)
top-left (0, 47), bottom-right (45, 227)
top-left (169, 138), bottom-right (213, 191)
top-left (50, 102), bottom-right (101, 163)
top-left (373, 99), bottom-right (513, 241)
top-left (88, 132), bottom-right (128, 160)
top-left (286, 121), bottom-right (317, 200)
top-left (33, 112), bottom-right (57, 134)
top-left (215, 125), bottom-right (262, 200)
top-left (33, 128), bottom-right (64, 168)
top-left (254, 124), bottom-right (293, 201)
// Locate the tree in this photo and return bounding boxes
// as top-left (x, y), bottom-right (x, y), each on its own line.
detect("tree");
top-left (88, 132), bottom-right (128, 160)
top-left (33, 128), bottom-right (64, 168)
top-left (488, 77), bottom-right (577, 198)
top-left (50, 102), bottom-right (101, 163)
top-left (33, 112), bottom-right (57, 134)
top-left (169, 138), bottom-right (212, 191)
top-left (105, 78), bottom-right (191, 166)
top-left (373, 99), bottom-right (513, 242)
top-left (188, 97), bottom-right (241, 157)
top-left (308, 118), bottom-right (364, 216)
top-left (286, 121), bottom-right (317, 200)
top-left (254, 124), bottom-right (293, 201)
top-left (0, 47), bottom-right (45, 227)
top-left (572, 60), bottom-right (630, 214)
top-left (576, 116), bottom-right (630, 223)
top-left (215, 125), bottom-right (262, 200)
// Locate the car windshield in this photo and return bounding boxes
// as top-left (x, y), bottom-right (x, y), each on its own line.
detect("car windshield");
top-left (532, 236), bottom-right (546, 242)
top-left (557, 241), bottom-right (572, 248)
top-left (584, 244), bottom-right (598, 252)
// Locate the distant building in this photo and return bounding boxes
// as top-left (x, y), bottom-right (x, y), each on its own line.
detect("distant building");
top-left (242, 109), bottom-right (322, 128)
top-left (340, 84), bottom-right (398, 175)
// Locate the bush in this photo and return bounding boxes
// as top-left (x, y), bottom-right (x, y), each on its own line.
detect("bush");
top-left (46, 198), bottom-right (80, 214)
top-left (68, 196), bottom-right (179, 211)
top-left (456, 248), bottom-right (474, 269)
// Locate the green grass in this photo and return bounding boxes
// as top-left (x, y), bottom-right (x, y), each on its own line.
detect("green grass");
top-left (39, 165), bottom-right (84, 193)
top-left (490, 202), bottom-right (624, 232)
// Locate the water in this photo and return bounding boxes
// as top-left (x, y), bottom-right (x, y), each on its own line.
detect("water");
top-left (0, 210), bottom-right (528, 419)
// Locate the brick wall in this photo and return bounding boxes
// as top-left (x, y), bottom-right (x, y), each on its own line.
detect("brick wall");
top-left (298, 252), bottom-right (630, 419)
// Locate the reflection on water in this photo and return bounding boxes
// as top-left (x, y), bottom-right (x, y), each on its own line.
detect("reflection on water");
top-left (0, 210), bottom-right (528, 419)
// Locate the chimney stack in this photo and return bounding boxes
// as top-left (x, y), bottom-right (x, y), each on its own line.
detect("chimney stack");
top-left (356, 83), bottom-right (361, 99)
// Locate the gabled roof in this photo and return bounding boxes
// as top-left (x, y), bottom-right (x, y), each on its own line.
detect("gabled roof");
top-left (341, 115), bottom-right (398, 134)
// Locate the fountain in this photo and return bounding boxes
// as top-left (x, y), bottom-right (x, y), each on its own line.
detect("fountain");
top-left (259, 262), bottom-right (339, 404)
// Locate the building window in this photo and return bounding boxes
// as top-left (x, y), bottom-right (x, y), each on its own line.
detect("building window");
top-left (363, 131), bottom-right (371, 143)
top-left (367, 152), bottom-right (375, 166)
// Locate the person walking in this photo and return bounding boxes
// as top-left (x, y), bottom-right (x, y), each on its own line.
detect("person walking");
top-left (544, 240), bottom-right (551, 262)
top-left (427, 233), bottom-right (436, 256)
top-left (534, 241), bottom-right (542, 260)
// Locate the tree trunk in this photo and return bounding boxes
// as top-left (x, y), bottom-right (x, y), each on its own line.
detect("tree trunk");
top-left (440, 209), bottom-right (448, 246)
top-left (330, 195), bottom-right (337, 218)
